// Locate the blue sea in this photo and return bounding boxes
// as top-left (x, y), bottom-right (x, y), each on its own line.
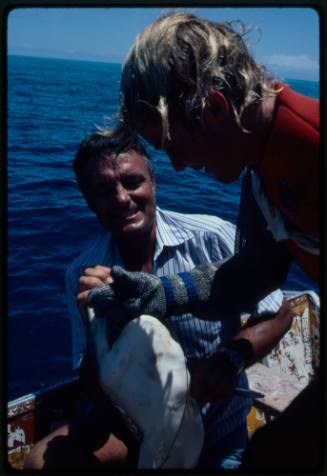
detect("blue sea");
top-left (7, 55), bottom-right (320, 400)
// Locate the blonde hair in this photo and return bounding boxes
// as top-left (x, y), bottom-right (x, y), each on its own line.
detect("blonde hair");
top-left (120, 12), bottom-right (280, 141)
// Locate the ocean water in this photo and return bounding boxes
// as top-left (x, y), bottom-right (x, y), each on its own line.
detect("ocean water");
top-left (7, 55), bottom-right (320, 399)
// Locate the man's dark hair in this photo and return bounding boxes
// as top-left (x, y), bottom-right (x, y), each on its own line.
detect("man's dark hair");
top-left (74, 124), bottom-right (153, 198)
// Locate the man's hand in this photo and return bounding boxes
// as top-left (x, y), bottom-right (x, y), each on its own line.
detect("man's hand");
top-left (77, 265), bottom-right (113, 316)
top-left (187, 353), bottom-right (238, 405)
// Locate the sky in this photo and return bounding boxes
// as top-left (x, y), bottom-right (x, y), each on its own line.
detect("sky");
top-left (7, 6), bottom-right (320, 81)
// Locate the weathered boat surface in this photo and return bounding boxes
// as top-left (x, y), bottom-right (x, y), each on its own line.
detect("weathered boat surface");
top-left (7, 377), bottom-right (82, 470)
top-left (246, 291), bottom-right (320, 435)
top-left (6, 291), bottom-right (320, 470)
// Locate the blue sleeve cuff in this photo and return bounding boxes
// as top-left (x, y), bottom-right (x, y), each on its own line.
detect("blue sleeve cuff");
top-left (160, 272), bottom-right (199, 311)
top-left (160, 275), bottom-right (176, 310)
top-left (178, 272), bottom-right (198, 302)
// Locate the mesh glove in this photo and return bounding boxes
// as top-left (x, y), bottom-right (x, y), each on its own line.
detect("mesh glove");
top-left (87, 267), bottom-right (167, 320)
top-left (87, 262), bottom-right (228, 322)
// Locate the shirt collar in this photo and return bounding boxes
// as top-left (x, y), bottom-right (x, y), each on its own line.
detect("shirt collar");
top-left (154, 207), bottom-right (193, 260)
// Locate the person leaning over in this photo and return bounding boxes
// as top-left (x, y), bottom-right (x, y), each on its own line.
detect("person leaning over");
top-left (98, 11), bottom-right (319, 325)
top-left (24, 125), bottom-right (293, 471)
top-left (86, 12), bottom-right (319, 472)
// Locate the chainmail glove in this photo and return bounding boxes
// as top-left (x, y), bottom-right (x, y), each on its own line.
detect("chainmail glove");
top-left (87, 261), bottom-right (229, 322)
top-left (87, 266), bottom-right (167, 320)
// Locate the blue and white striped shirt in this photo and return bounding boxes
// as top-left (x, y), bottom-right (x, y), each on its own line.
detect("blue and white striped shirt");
top-left (66, 207), bottom-right (283, 447)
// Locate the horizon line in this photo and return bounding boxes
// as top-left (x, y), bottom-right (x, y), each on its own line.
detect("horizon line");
top-left (8, 52), bottom-right (122, 67)
top-left (8, 53), bottom-right (320, 83)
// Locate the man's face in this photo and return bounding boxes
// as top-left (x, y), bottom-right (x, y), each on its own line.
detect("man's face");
top-left (86, 150), bottom-right (156, 239)
top-left (138, 115), bottom-right (245, 184)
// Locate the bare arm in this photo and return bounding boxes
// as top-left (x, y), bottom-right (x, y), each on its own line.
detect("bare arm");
top-left (232, 299), bottom-right (294, 365)
top-left (188, 300), bottom-right (294, 404)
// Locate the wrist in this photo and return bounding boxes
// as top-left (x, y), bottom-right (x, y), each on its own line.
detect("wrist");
top-left (218, 348), bottom-right (245, 375)
top-left (219, 339), bottom-right (254, 374)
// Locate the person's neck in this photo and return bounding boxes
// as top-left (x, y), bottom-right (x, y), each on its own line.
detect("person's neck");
top-left (116, 224), bottom-right (156, 273)
top-left (241, 94), bottom-right (277, 167)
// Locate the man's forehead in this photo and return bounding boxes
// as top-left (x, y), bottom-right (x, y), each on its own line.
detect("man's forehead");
top-left (92, 150), bottom-right (150, 180)
top-left (98, 150), bottom-right (146, 168)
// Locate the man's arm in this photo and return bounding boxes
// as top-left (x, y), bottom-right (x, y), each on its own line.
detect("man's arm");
top-left (87, 238), bottom-right (291, 323)
top-left (188, 300), bottom-right (294, 404)
top-left (82, 269), bottom-right (293, 406)
top-left (232, 301), bottom-right (294, 365)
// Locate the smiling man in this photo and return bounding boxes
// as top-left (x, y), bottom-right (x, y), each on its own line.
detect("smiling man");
top-left (86, 150), bottom-right (156, 239)
top-left (23, 124), bottom-right (293, 470)
top-left (74, 132), bottom-right (157, 275)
